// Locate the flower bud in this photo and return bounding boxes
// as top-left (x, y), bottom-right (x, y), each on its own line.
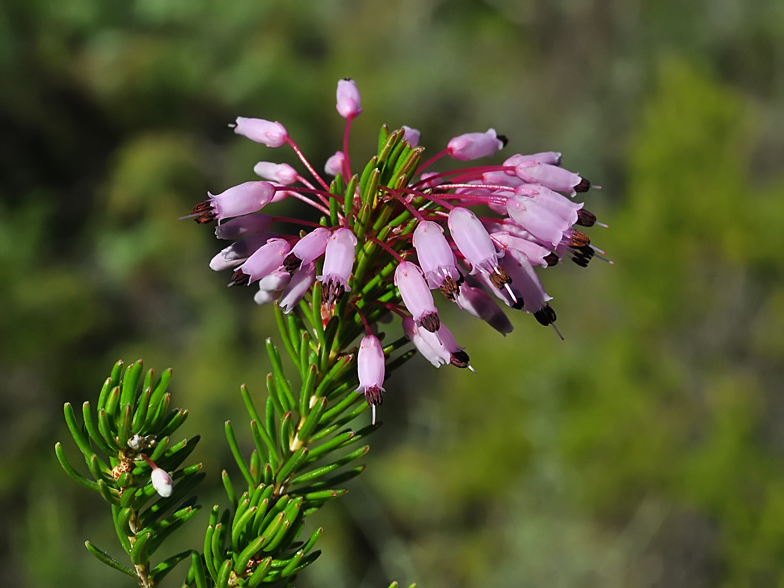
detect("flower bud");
top-left (336, 78), bottom-right (363, 119)
top-left (253, 161), bottom-right (298, 185)
top-left (447, 128), bottom-right (507, 161)
top-left (151, 467), bottom-right (173, 498)
top-left (234, 117), bottom-right (288, 147)
top-left (324, 151), bottom-right (345, 176)
top-left (402, 125), bottom-right (421, 147)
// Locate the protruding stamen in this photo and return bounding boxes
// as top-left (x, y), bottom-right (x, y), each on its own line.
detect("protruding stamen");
top-left (420, 312), bottom-right (441, 333)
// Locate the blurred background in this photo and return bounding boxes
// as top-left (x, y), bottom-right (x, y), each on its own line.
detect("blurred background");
top-left (2, 0), bottom-right (784, 586)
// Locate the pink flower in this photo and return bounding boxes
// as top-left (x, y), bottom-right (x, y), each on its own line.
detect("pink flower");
top-left (324, 151), bottom-right (345, 176)
top-left (231, 238), bottom-right (290, 286)
top-left (394, 261), bottom-right (440, 332)
top-left (191, 181), bottom-right (276, 224)
top-left (506, 196), bottom-right (571, 249)
top-left (209, 232), bottom-right (276, 271)
top-left (402, 317), bottom-right (473, 370)
top-left (356, 334), bottom-right (385, 423)
top-left (214, 212), bottom-right (273, 240)
top-left (490, 232), bottom-right (551, 268)
top-left (336, 79), bottom-right (363, 119)
top-left (447, 128), bottom-right (507, 161)
top-left (515, 184), bottom-right (582, 225)
top-left (503, 151), bottom-right (562, 168)
top-left (447, 207), bottom-right (514, 296)
top-left (234, 117), bottom-right (288, 148)
top-left (253, 161), bottom-right (298, 185)
top-left (279, 263), bottom-right (316, 313)
top-left (253, 269), bottom-right (291, 305)
top-left (284, 227), bottom-right (330, 273)
top-left (402, 125), bottom-right (421, 147)
top-left (515, 161), bottom-right (589, 196)
top-left (412, 221), bottom-right (461, 299)
top-left (456, 284), bottom-right (514, 335)
top-left (502, 249), bottom-right (557, 327)
top-left (318, 228), bottom-right (357, 303)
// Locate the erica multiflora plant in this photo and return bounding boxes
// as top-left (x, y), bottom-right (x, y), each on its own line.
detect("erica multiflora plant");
top-left (58, 78), bottom-right (607, 587)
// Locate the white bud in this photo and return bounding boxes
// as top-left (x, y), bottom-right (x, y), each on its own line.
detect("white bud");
top-left (151, 468), bottom-right (173, 497)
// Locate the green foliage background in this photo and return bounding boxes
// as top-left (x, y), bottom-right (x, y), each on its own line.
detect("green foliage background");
top-left (2, 0), bottom-right (784, 586)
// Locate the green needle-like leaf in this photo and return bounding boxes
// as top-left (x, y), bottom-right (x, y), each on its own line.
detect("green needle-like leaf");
top-left (84, 541), bottom-right (136, 578)
top-left (130, 531), bottom-right (152, 565)
top-left (54, 443), bottom-right (99, 491)
top-left (150, 549), bottom-right (193, 584)
top-left (222, 470), bottom-right (237, 510)
top-left (246, 556), bottom-right (273, 588)
top-left (225, 421), bottom-right (254, 487)
top-left (120, 360), bottom-right (144, 408)
top-left (191, 551), bottom-right (209, 588)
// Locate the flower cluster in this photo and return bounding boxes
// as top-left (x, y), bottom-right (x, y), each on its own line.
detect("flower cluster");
top-left (188, 78), bottom-right (607, 422)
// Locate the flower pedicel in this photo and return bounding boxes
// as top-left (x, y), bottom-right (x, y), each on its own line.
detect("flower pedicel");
top-left (187, 78), bottom-right (609, 421)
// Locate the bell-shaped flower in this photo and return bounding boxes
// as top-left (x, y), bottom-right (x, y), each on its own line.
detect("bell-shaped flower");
top-left (502, 250), bottom-right (557, 327)
top-left (504, 151), bottom-right (562, 169)
top-left (214, 212), bottom-right (273, 240)
top-left (210, 232), bottom-right (276, 271)
top-left (253, 161), bottom-right (298, 185)
top-left (412, 221), bottom-right (460, 298)
top-left (253, 269), bottom-right (290, 305)
top-left (456, 284), bottom-right (514, 335)
top-left (515, 161), bottom-right (589, 196)
top-left (491, 232), bottom-right (552, 268)
top-left (356, 334), bottom-right (385, 423)
top-left (515, 185), bottom-right (582, 226)
top-left (325, 151), bottom-right (344, 176)
top-left (336, 78), bottom-right (363, 119)
top-left (279, 263), bottom-right (316, 314)
top-left (447, 128), bottom-right (507, 161)
top-left (284, 227), bottom-right (330, 273)
top-left (230, 238), bottom-right (290, 286)
top-left (447, 207), bottom-right (514, 296)
top-left (150, 467), bottom-right (173, 498)
top-left (191, 181), bottom-right (276, 224)
top-left (318, 228), bottom-right (357, 303)
top-left (402, 125), bottom-right (421, 147)
top-left (395, 261), bottom-right (440, 332)
top-left (234, 117), bottom-right (288, 148)
top-left (506, 196), bottom-right (572, 249)
top-left (403, 316), bottom-right (449, 367)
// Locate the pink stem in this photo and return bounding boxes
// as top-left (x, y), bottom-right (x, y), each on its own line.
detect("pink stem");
top-left (286, 137), bottom-right (331, 192)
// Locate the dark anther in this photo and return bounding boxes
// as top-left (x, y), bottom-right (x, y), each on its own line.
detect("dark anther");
top-left (325, 281), bottom-right (345, 304)
top-left (419, 312), bottom-right (441, 333)
top-left (283, 253), bottom-right (302, 274)
top-left (191, 200), bottom-right (216, 224)
top-left (575, 177), bottom-right (591, 192)
top-left (544, 253), bottom-right (560, 267)
top-left (497, 134), bottom-right (509, 147)
top-left (439, 276), bottom-right (460, 301)
top-left (364, 386), bottom-right (384, 407)
top-left (450, 351), bottom-right (471, 369)
top-left (534, 304), bottom-right (557, 326)
top-left (229, 269), bottom-right (251, 287)
top-left (576, 209), bottom-right (597, 227)
top-left (569, 230), bottom-right (590, 248)
top-left (489, 267), bottom-right (512, 289)
top-left (512, 297), bottom-right (525, 310)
